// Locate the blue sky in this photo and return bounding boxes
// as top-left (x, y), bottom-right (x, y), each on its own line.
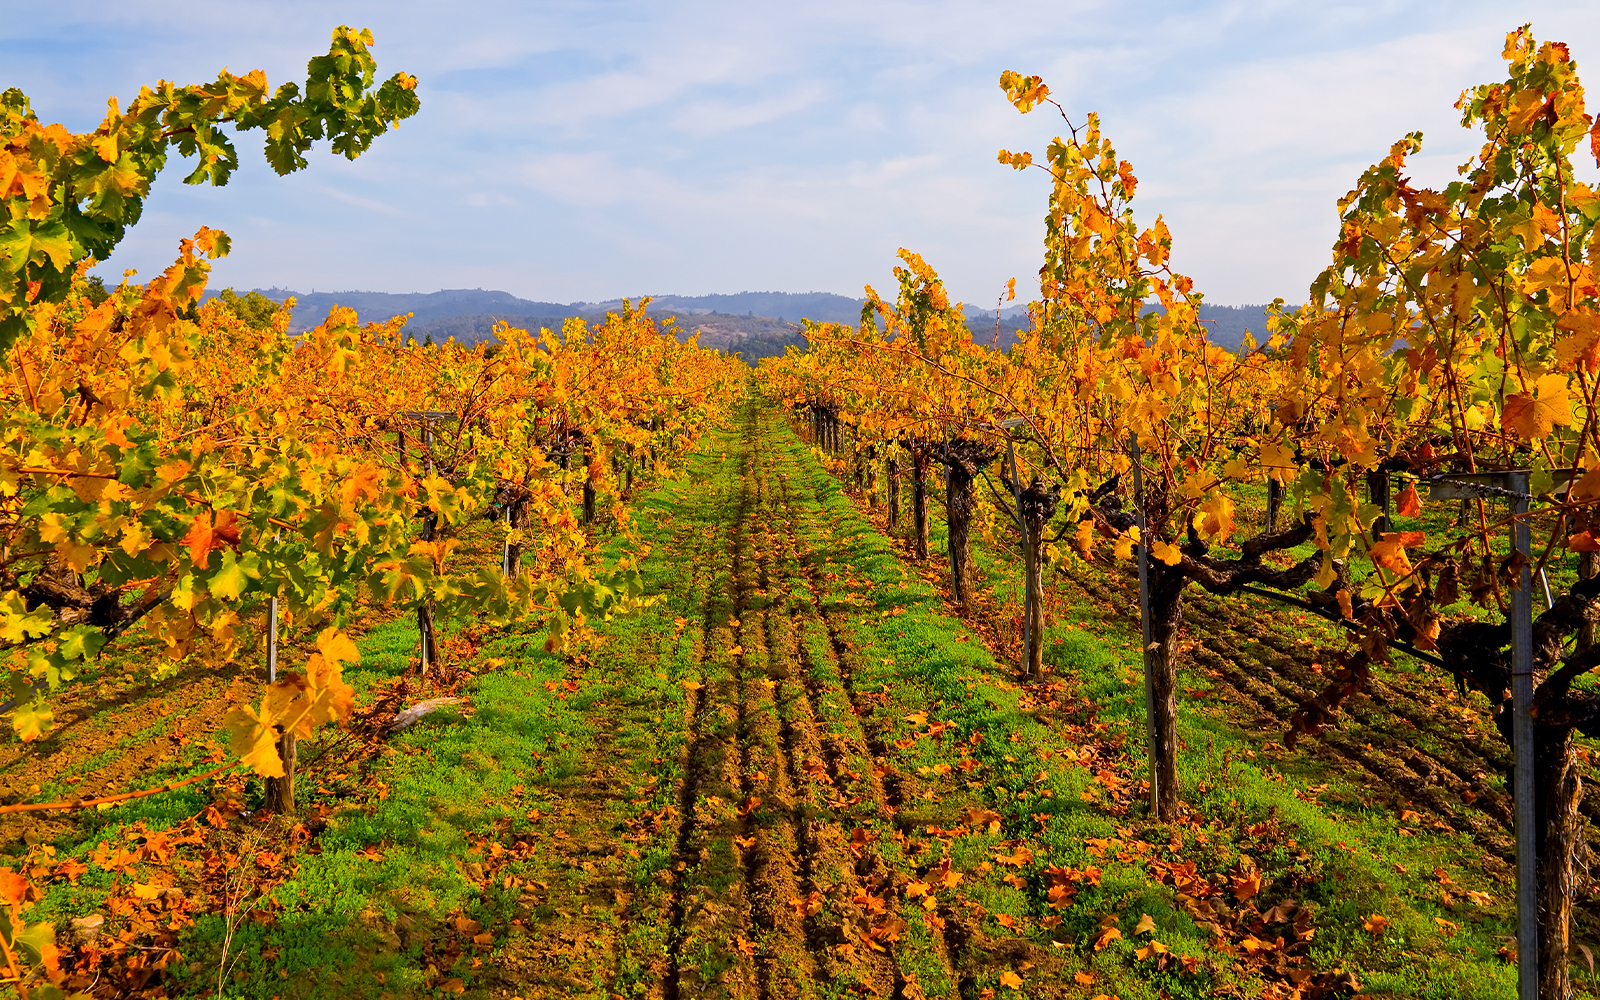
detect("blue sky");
top-left (4, 1), bottom-right (1598, 308)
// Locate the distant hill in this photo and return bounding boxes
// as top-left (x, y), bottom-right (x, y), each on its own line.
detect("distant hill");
top-left (972, 303), bottom-right (1274, 353)
top-left (1194, 304), bottom-right (1274, 352)
top-left (586, 291), bottom-right (868, 325)
top-left (214, 287), bottom-right (1274, 364)
top-left (222, 288), bottom-right (817, 361)
top-left (234, 288), bottom-right (574, 335)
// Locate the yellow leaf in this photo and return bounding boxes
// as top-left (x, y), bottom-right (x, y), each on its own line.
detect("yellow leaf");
top-left (118, 519), bottom-right (153, 558)
top-left (1196, 492), bottom-right (1236, 541)
top-left (1074, 519), bottom-right (1095, 556)
top-left (12, 699), bottom-right (52, 742)
top-left (1112, 526), bottom-right (1139, 561)
top-left (1134, 912), bottom-right (1156, 935)
top-left (224, 705), bottom-right (285, 777)
top-left (1149, 539), bottom-right (1182, 566)
top-left (316, 627), bottom-right (361, 668)
top-left (1554, 310), bottom-right (1600, 373)
top-left (131, 882), bottom-right (163, 900)
top-left (1522, 255), bottom-right (1572, 295)
top-left (1370, 531), bottom-right (1426, 577)
top-left (1260, 438), bottom-right (1296, 483)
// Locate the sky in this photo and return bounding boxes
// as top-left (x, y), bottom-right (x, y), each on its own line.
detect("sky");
top-left (3, 1), bottom-right (1599, 309)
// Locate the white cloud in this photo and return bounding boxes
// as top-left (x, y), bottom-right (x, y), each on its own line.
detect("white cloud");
top-left (8, 0), bottom-right (1600, 305)
top-left (669, 82), bottom-right (828, 136)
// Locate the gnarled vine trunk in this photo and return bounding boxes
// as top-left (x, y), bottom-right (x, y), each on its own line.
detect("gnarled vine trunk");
top-left (1536, 728), bottom-right (1582, 1000)
top-left (933, 439), bottom-right (997, 610)
top-left (264, 734), bottom-right (296, 814)
top-left (886, 456), bottom-right (900, 531)
top-left (1006, 475), bottom-right (1060, 677)
top-left (909, 445), bottom-right (931, 561)
top-left (1145, 561), bottom-right (1186, 820)
top-left (582, 444), bottom-right (596, 525)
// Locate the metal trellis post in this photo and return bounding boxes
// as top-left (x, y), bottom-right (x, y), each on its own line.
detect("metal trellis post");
top-left (1427, 470), bottom-right (1537, 1000)
top-left (1129, 431), bottom-right (1159, 815)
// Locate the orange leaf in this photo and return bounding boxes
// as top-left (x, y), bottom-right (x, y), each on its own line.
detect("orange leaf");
top-left (181, 509), bottom-right (241, 569)
top-left (1502, 373), bottom-right (1572, 440)
top-left (1337, 589), bottom-right (1355, 619)
top-left (1093, 926), bottom-right (1122, 950)
top-left (1396, 482), bottom-right (1421, 517)
top-left (1370, 531), bottom-right (1425, 576)
top-left (0, 869), bottom-right (27, 906)
top-left (1570, 532), bottom-right (1600, 552)
top-left (998, 970), bottom-right (1023, 989)
top-left (1232, 870), bottom-right (1262, 902)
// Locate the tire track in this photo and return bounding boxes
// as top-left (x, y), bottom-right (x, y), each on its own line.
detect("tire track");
top-left (658, 408), bottom-right (989, 999)
top-left (764, 429), bottom-right (956, 1000)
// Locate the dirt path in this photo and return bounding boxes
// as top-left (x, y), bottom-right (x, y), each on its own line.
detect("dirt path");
top-left (494, 407), bottom-right (1069, 1000)
top-left (659, 405), bottom-right (953, 999)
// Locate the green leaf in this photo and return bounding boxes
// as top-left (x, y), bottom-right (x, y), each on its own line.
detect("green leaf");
top-left (19, 485), bottom-right (79, 520)
top-left (56, 625), bottom-right (106, 662)
top-left (208, 548), bottom-right (249, 600)
top-left (117, 440), bottom-right (158, 486)
top-left (15, 919), bottom-right (57, 964)
top-left (0, 219), bottom-right (74, 274)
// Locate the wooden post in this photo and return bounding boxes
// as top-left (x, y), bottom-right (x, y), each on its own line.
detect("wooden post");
top-left (912, 449), bottom-right (930, 561)
top-left (1004, 435), bottom-right (1036, 676)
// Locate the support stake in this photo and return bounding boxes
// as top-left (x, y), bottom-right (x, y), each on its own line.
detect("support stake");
top-left (1129, 432), bottom-right (1159, 815)
top-left (1428, 470), bottom-right (1538, 999)
top-left (1511, 471), bottom-right (1538, 1000)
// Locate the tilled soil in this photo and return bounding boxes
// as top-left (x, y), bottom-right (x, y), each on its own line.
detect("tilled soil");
top-left (1048, 558), bottom-right (1600, 937)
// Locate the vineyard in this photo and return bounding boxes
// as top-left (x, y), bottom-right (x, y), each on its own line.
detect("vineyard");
top-left (2, 18), bottom-right (1600, 1000)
